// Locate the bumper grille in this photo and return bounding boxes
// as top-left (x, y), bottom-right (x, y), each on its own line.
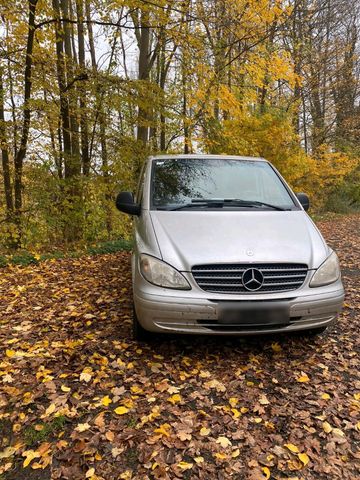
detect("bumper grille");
top-left (192, 263), bottom-right (308, 294)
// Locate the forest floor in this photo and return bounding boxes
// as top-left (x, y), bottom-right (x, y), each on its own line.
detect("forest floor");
top-left (0, 215), bottom-right (359, 480)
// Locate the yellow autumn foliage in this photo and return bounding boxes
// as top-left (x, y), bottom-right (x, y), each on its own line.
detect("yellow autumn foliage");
top-left (200, 103), bottom-right (356, 208)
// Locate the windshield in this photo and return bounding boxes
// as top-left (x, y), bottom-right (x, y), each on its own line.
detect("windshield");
top-left (151, 158), bottom-right (296, 210)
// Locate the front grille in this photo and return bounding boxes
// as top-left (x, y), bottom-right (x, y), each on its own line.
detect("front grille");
top-left (192, 263), bottom-right (308, 294)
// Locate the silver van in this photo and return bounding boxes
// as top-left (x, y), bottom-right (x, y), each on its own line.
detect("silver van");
top-left (116, 155), bottom-right (344, 340)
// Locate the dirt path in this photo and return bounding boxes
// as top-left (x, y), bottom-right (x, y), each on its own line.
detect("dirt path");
top-left (0, 215), bottom-right (359, 480)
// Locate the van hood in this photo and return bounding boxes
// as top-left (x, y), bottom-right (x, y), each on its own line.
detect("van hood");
top-left (149, 211), bottom-right (328, 271)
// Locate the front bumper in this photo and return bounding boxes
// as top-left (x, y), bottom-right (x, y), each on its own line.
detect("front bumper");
top-left (132, 257), bottom-right (345, 335)
top-left (133, 288), bottom-right (344, 335)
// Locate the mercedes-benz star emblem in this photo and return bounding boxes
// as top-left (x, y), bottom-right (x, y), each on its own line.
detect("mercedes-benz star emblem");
top-left (242, 268), bottom-right (264, 291)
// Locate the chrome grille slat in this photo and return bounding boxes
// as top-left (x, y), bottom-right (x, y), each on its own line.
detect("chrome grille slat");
top-left (262, 273), bottom-right (306, 278)
top-left (195, 267), bottom-right (307, 272)
top-left (197, 281), bottom-right (303, 288)
top-left (192, 263), bottom-right (308, 294)
top-left (198, 282), bottom-right (245, 287)
top-left (194, 269), bottom-right (247, 274)
top-left (196, 274), bottom-right (306, 281)
top-left (196, 275), bottom-right (245, 280)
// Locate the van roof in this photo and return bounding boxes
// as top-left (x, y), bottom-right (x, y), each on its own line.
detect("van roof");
top-left (150, 154), bottom-right (267, 162)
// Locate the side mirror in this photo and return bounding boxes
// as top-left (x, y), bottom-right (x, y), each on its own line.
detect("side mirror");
top-left (296, 193), bottom-right (310, 211)
top-left (115, 191), bottom-right (141, 216)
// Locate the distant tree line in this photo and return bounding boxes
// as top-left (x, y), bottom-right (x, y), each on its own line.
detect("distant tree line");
top-left (0, 0), bottom-right (359, 250)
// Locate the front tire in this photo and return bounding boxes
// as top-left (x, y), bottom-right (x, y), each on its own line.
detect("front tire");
top-left (132, 304), bottom-right (152, 341)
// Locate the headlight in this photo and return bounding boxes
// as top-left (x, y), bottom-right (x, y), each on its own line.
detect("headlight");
top-left (139, 254), bottom-right (191, 290)
top-left (310, 251), bottom-right (341, 287)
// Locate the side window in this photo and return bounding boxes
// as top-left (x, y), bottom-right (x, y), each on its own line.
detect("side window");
top-left (135, 163), bottom-right (146, 204)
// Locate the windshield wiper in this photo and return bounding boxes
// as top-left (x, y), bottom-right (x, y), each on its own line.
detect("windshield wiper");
top-left (157, 201), bottom-right (221, 211)
top-left (157, 199), bottom-right (289, 211)
top-left (192, 198), bottom-right (289, 211)
top-left (221, 199), bottom-right (289, 211)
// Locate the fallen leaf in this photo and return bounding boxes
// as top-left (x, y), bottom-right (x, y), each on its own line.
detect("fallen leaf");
top-left (0, 447), bottom-right (16, 460)
top-left (86, 467), bottom-right (95, 478)
top-left (229, 397), bottom-right (238, 407)
top-left (262, 466), bottom-right (271, 479)
top-left (177, 461), bottom-right (193, 470)
top-left (259, 394), bottom-right (270, 405)
top-left (102, 395), bottom-right (112, 407)
top-left (94, 412), bottom-right (105, 428)
top-left (75, 423), bottom-right (91, 432)
top-left (298, 452), bottom-right (310, 466)
top-left (214, 452), bottom-right (227, 460)
top-left (119, 470), bottom-right (132, 479)
top-left (22, 450), bottom-right (40, 468)
top-left (112, 447), bottom-right (124, 458)
top-left (204, 379), bottom-right (226, 392)
top-left (114, 406), bottom-right (129, 415)
top-left (216, 436), bottom-right (232, 448)
top-left (285, 443), bottom-right (299, 453)
top-left (271, 342), bottom-right (282, 352)
top-left (322, 421), bottom-right (333, 433)
top-left (80, 371), bottom-right (92, 383)
top-left (232, 448), bottom-right (240, 458)
top-left (154, 423), bottom-right (171, 437)
top-left (231, 408), bottom-right (241, 418)
top-left (167, 394), bottom-right (181, 405)
top-left (43, 403), bottom-right (56, 417)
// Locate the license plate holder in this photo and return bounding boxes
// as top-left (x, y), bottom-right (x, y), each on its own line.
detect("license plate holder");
top-left (218, 303), bottom-right (290, 326)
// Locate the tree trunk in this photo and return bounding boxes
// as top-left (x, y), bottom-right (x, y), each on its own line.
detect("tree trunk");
top-left (76, 0), bottom-right (90, 175)
top-left (52, 0), bottom-right (72, 168)
top-left (7, 54), bottom-right (18, 159)
top-left (290, 0), bottom-right (303, 134)
top-left (137, 10), bottom-right (150, 145)
top-left (100, 115), bottom-right (112, 237)
top-left (61, 0), bottom-right (81, 177)
top-left (12, 0), bottom-right (38, 246)
top-left (53, 0), bottom-right (82, 243)
top-left (333, 22), bottom-right (357, 149)
top-left (85, 0), bottom-right (97, 69)
top-left (0, 66), bottom-right (14, 216)
top-left (159, 34), bottom-right (166, 151)
top-left (182, 63), bottom-right (190, 154)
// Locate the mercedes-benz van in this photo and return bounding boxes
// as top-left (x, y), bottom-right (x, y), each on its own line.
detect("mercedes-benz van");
top-left (116, 155), bottom-right (344, 340)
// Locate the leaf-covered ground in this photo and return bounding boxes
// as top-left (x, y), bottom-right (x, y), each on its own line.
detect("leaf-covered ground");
top-left (0, 215), bottom-right (359, 480)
